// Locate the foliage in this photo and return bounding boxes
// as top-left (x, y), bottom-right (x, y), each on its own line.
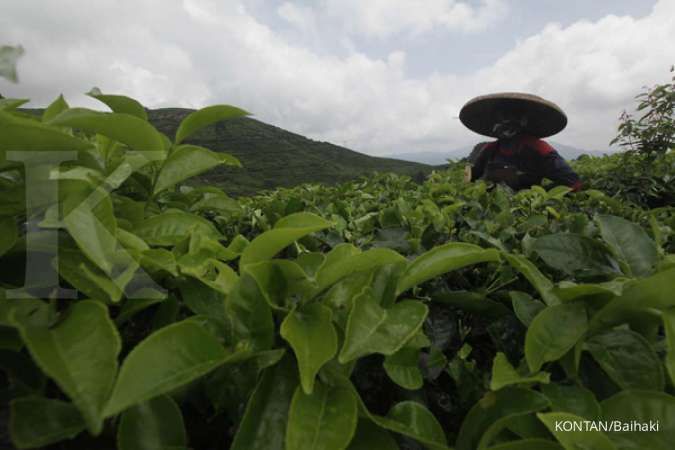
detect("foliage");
top-left (572, 151), bottom-right (674, 208)
top-left (0, 45), bottom-right (23, 83)
top-left (611, 66), bottom-right (675, 156)
top-left (574, 67), bottom-right (675, 210)
top-left (1, 88), bottom-right (675, 450)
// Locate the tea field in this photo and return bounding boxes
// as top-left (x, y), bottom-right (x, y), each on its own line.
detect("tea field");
top-left (1, 84), bottom-right (675, 449)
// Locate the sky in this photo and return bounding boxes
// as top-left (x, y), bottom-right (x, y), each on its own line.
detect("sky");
top-left (1, 0), bottom-right (673, 156)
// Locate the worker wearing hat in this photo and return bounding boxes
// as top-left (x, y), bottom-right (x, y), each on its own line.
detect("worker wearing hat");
top-left (460, 93), bottom-right (582, 191)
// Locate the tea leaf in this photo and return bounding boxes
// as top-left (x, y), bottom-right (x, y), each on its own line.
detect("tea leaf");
top-left (538, 412), bottom-right (616, 450)
top-left (286, 382), bottom-right (358, 450)
top-left (585, 328), bottom-right (664, 391)
top-left (340, 288), bottom-right (427, 363)
top-left (105, 320), bottom-right (243, 416)
top-left (17, 301), bottom-right (120, 434)
top-left (525, 303), bottom-right (587, 372)
top-left (117, 395), bottom-right (186, 450)
top-left (281, 304), bottom-right (337, 394)
top-left (397, 243), bottom-right (500, 295)
top-left (175, 104), bottom-right (249, 144)
top-left (87, 89), bottom-right (148, 121)
top-left (48, 108), bottom-right (163, 151)
top-left (231, 357), bottom-right (298, 450)
top-left (154, 144), bottom-right (240, 195)
top-left (597, 214), bottom-right (658, 277)
top-left (10, 397), bottom-right (85, 449)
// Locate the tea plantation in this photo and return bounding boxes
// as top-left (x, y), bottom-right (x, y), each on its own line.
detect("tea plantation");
top-left (1, 73), bottom-right (675, 449)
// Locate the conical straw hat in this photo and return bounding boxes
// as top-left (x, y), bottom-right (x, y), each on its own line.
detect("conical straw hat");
top-left (459, 92), bottom-right (567, 138)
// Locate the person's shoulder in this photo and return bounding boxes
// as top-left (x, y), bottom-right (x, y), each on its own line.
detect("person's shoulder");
top-left (519, 135), bottom-right (556, 156)
top-left (468, 140), bottom-right (497, 163)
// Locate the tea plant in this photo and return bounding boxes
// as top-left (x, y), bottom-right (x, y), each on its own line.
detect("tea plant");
top-left (1, 85), bottom-right (675, 450)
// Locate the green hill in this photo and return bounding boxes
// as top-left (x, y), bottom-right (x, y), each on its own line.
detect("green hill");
top-left (147, 108), bottom-right (432, 196)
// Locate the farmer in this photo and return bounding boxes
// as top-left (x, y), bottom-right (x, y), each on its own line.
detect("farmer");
top-left (460, 92), bottom-right (582, 191)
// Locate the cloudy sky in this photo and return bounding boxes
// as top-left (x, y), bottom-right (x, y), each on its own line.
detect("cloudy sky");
top-left (1, 0), bottom-right (673, 155)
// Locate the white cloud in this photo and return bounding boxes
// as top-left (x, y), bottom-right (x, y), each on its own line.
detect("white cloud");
top-left (0, 0), bottom-right (673, 156)
top-left (278, 0), bottom-right (508, 38)
top-left (471, 0), bottom-right (675, 149)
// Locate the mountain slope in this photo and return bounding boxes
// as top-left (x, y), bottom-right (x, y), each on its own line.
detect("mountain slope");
top-left (148, 108), bottom-right (431, 196)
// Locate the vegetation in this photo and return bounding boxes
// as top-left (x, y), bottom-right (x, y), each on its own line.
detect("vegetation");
top-left (1, 51), bottom-right (674, 450)
top-left (148, 108), bottom-right (432, 196)
top-left (611, 67), bottom-right (675, 156)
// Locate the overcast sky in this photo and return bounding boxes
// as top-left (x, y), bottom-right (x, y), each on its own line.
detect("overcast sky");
top-left (1, 0), bottom-right (673, 155)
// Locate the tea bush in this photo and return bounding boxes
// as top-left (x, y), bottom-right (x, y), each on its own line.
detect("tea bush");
top-left (1, 55), bottom-right (675, 449)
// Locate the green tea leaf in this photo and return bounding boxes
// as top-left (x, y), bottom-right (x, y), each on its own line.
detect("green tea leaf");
top-left (339, 288), bottom-right (427, 363)
top-left (135, 211), bottom-right (222, 246)
top-left (321, 271), bottom-right (372, 330)
top-left (538, 412), bottom-right (616, 450)
top-left (139, 248), bottom-right (178, 276)
top-left (117, 395), bottom-right (186, 450)
top-left (525, 303), bottom-right (587, 372)
top-left (490, 353), bottom-right (549, 391)
top-left (10, 397), bottom-right (85, 449)
top-left (533, 233), bottom-right (621, 278)
top-left (383, 346), bottom-right (423, 390)
top-left (224, 274), bottom-right (275, 351)
top-left (42, 94), bottom-right (70, 122)
top-left (371, 262), bottom-right (406, 308)
top-left (240, 212), bottom-right (332, 268)
top-left (62, 185), bottom-right (119, 275)
top-left (17, 301), bottom-right (120, 434)
top-left (552, 280), bottom-right (626, 302)
top-left (48, 108), bottom-right (163, 151)
top-left (178, 255), bottom-right (238, 295)
top-left (57, 247), bottom-right (133, 303)
top-left (231, 357), bottom-right (298, 450)
top-left (0, 110), bottom-right (91, 152)
top-left (205, 348), bottom-right (286, 418)
top-left (0, 98), bottom-right (29, 110)
top-left (541, 383), bottom-right (601, 420)
top-left (281, 304), bottom-right (337, 394)
top-left (286, 382), bottom-right (358, 450)
top-left (154, 144), bottom-right (240, 195)
top-left (190, 190), bottom-right (242, 215)
top-left (597, 214), bottom-right (658, 277)
top-left (317, 247), bottom-right (405, 292)
top-left (175, 104), bottom-right (249, 144)
top-left (585, 328), bottom-right (664, 391)
top-left (372, 401), bottom-right (449, 450)
top-left (396, 242), bottom-right (500, 295)
top-left (457, 388), bottom-right (550, 450)
top-left (601, 390), bottom-right (675, 450)
top-left (510, 291), bottom-right (545, 327)
top-left (177, 278), bottom-right (225, 318)
top-left (244, 259), bottom-right (312, 309)
top-left (105, 320), bottom-right (238, 417)
top-left (504, 253), bottom-right (559, 305)
top-left (87, 88), bottom-right (148, 121)
top-left (591, 268), bottom-right (675, 330)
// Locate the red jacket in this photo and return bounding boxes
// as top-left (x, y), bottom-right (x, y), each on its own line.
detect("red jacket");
top-left (470, 136), bottom-right (582, 191)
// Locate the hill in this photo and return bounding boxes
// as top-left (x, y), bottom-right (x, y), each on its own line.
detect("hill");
top-left (147, 109), bottom-right (432, 196)
top-left (386, 141), bottom-right (609, 165)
